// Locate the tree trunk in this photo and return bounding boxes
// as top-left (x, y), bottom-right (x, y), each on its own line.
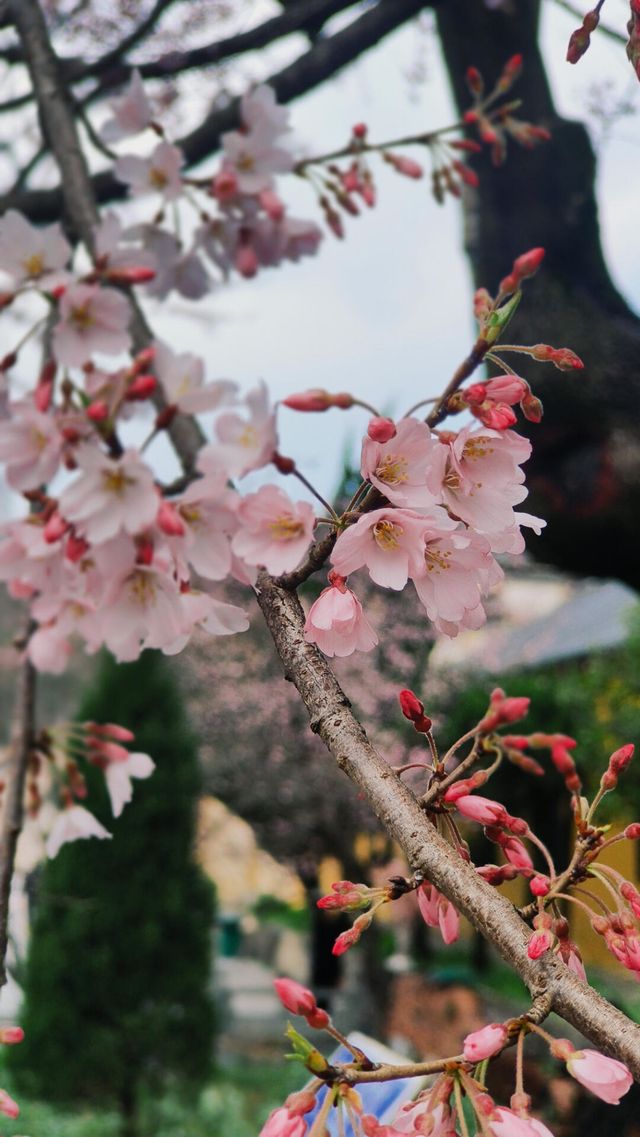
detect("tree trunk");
top-left (436, 0), bottom-right (640, 588)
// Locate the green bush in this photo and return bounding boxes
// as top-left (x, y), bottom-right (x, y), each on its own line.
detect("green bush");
top-left (10, 651), bottom-right (216, 1135)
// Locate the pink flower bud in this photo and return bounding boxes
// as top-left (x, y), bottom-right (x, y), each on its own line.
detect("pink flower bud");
top-left (452, 794), bottom-right (508, 826)
top-left (43, 511), bottom-right (70, 544)
top-left (235, 243), bottom-right (259, 278)
top-left (352, 123), bottom-right (367, 139)
top-left (465, 66), bottom-right (484, 97)
top-left (273, 977), bottom-right (317, 1017)
top-left (565, 1049), bottom-right (633, 1104)
top-left (86, 722), bottom-right (135, 742)
top-left (126, 374), bottom-right (157, 400)
top-left (527, 929), bottom-right (553, 959)
top-left (211, 169), bottom-right (238, 202)
top-left (0, 1026), bottom-right (23, 1045)
top-left (367, 416), bottom-right (396, 443)
top-left (282, 389), bottom-right (333, 412)
top-left (259, 1105), bottom-right (308, 1137)
top-left (105, 265), bottom-right (156, 285)
top-left (609, 743), bottom-right (635, 774)
top-left (512, 247), bottom-right (545, 282)
top-left (86, 400), bottom-right (110, 422)
top-left (259, 188), bottom-right (285, 221)
top-left (530, 875), bottom-right (550, 897)
top-left (157, 499), bottom-right (186, 537)
top-left (520, 391), bottom-right (543, 423)
top-left (0, 1089), bottom-right (19, 1119)
top-left (624, 823), bottom-right (640, 840)
top-left (398, 689), bottom-right (431, 732)
top-left (463, 1023), bottom-right (508, 1063)
top-left (383, 152), bottom-right (424, 179)
top-left (478, 404), bottom-right (517, 430)
top-left (451, 160), bottom-right (479, 188)
top-left (332, 911), bottom-right (372, 955)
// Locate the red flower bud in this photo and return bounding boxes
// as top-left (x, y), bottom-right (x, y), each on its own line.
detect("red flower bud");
top-left (367, 416), bottom-right (396, 443)
top-left (512, 247), bottom-right (545, 282)
top-left (126, 374), bottom-right (156, 400)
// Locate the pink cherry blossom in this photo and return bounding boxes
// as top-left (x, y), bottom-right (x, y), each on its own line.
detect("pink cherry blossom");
top-left (221, 86), bottom-right (294, 193)
top-left (304, 577), bottom-right (377, 658)
top-left (170, 475), bottom-right (239, 580)
top-left (232, 485), bottom-right (315, 576)
top-left (46, 804), bottom-right (112, 859)
top-left (93, 211), bottom-right (157, 276)
top-left (0, 209), bottom-right (70, 287)
top-left (331, 508), bottom-right (428, 590)
top-left (438, 426), bottom-right (534, 538)
top-left (99, 564), bottom-right (187, 661)
top-left (133, 225), bottom-right (211, 300)
top-left (411, 518), bottom-right (502, 633)
top-left (59, 447), bottom-right (158, 544)
top-left (463, 1023), bottom-right (508, 1062)
top-left (565, 1049), bottom-right (633, 1104)
top-left (100, 70), bottom-right (153, 142)
top-left (115, 140), bottom-right (184, 201)
top-left (241, 85), bottom-right (291, 140)
top-left (489, 1107), bottom-right (555, 1137)
top-left (416, 882), bottom-right (460, 944)
top-left (259, 1106), bottom-right (307, 1137)
top-left (153, 340), bottom-right (237, 414)
top-left (197, 382), bottom-right (277, 479)
top-left (105, 751), bottom-right (155, 818)
top-left (391, 1100), bottom-right (457, 1136)
top-left (52, 283), bottom-right (132, 366)
top-left (0, 402), bottom-right (63, 490)
top-left (361, 417), bottom-right (445, 508)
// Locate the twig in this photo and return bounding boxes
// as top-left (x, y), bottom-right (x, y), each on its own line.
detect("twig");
top-left (0, 629), bottom-right (35, 988)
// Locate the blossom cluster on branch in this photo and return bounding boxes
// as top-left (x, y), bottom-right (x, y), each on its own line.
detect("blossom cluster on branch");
top-left (0, 24), bottom-right (637, 1133)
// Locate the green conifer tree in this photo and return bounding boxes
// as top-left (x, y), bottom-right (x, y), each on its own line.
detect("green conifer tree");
top-left (10, 651), bottom-right (216, 1135)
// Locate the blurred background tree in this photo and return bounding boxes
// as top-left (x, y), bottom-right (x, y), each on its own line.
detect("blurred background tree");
top-left (8, 651), bottom-right (216, 1137)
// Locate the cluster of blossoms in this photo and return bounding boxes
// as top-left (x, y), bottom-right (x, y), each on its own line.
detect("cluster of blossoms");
top-left (260, 977), bottom-right (633, 1137)
top-left (311, 686), bottom-right (640, 995)
top-left (16, 720), bottom-right (155, 858)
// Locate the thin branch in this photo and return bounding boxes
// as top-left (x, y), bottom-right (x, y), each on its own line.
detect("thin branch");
top-left (255, 572), bottom-right (640, 1076)
top-left (0, 0), bottom-right (356, 116)
top-left (0, 632), bottom-right (35, 988)
top-left (3, 0), bottom-right (430, 221)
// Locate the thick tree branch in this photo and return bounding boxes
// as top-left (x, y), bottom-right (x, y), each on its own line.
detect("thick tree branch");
top-left (3, 0), bottom-right (429, 222)
top-left (0, 642), bottom-right (35, 989)
top-left (255, 572), bottom-right (640, 1076)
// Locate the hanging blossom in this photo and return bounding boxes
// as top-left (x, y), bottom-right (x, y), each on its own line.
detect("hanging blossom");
top-left (100, 69), bottom-right (154, 143)
top-left (0, 209), bottom-right (70, 288)
top-left (220, 84), bottom-right (296, 194)
top-left (303, 571), bottom-right (378, 657)
top-left (52, 282), bottom-right (132, 366)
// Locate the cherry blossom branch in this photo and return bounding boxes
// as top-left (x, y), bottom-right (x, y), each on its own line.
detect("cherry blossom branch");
top-left (11, 0), bottom-right (205, 473)
top-left (0, 629), bottom-right (35, 989)
top-left (255, 571), bottom-right (640, 1077)
top-left (4, 0), bottom-right (430, 223)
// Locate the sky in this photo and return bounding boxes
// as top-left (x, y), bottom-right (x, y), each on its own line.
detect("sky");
top-left (1, 2), bottom-right (639, 507)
